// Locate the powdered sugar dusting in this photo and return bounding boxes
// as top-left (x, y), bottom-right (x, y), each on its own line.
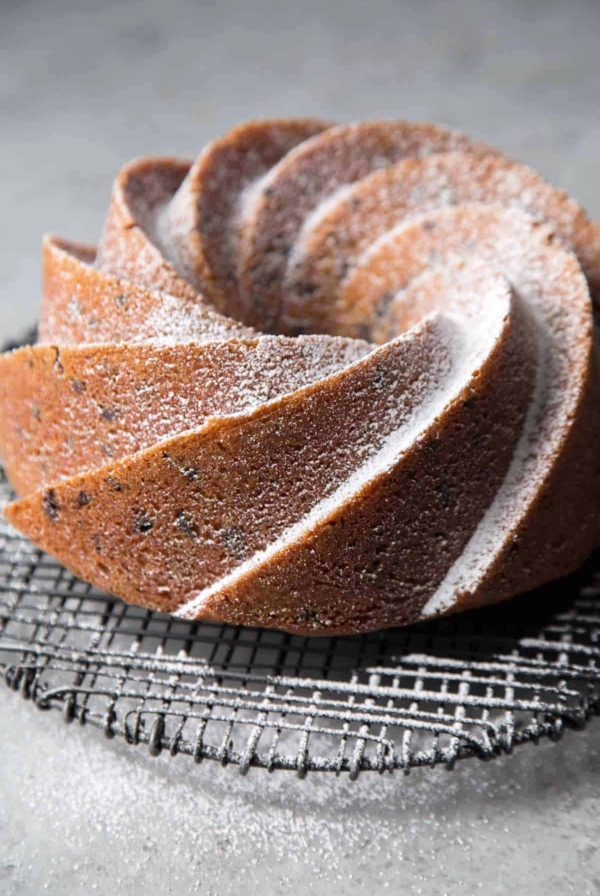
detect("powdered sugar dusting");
top-left (176, 282), bottom-right (510, 618)
top-left (286, 184), bottom-right (356, 275)
top-left (6, 687), bottom-right (597, 896)
top-left (7, 118), bottom-right (599, 635)
top-left (279, 151), bottom-right (600, 336)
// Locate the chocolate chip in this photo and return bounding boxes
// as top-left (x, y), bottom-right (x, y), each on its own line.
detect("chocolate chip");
top-left (220, 525), bottom-right (247, 560)
top-left (115, 294), bottom-right (128, 307)
top-left (31, 403), bottom-right (41, 421)
top-left (77, 490), bottom-right (92, 506)
top-left (175, 510), bottom-right (198, 539)
top-left (71, 379), bottom-right (87, 394)
top-left (162, 452), bottom-right (199, 481)
top-left (100, 406), bottom-right (118, 422)
top-left (134, 510), bottom-right (155, 534)
top-left (91, 533), bottom-right (102, 554)
top-left (298, 607), bottom-right (319, 623)
top-left (336, 257), bottom-right (350, 280)
top-left (375, 290), bottom-right (395, 322)
top-left (295, 281), bottom-right (318, 297)
top-left (42, 489), bottom-right (60, 521)
top-left (106, 476), bottom-right (122, 492)
top-left (436, 480), bottom-right (456, 508)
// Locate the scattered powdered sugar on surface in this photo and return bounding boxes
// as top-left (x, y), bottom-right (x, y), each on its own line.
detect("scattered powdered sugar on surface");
top-left (2, 689), bottom-right (600, 896)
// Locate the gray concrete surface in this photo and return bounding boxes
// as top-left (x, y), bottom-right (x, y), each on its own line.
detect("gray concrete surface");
top-left (2, 688), bottom-right (600, 896)
top-left (2, 0), bottom-right (600, 892)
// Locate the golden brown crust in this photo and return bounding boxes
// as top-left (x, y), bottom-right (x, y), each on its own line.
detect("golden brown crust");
top-left (40, 236), bottom-right (255, 345)
top-left (95, 157), bottom-right (197, 299)
top-left (161, 118), bottom-right (333, 320)
top-left (5, 301), bottom-right (531, 628)
top-left (2, 118), bottom-right (600, 636)
top-left (282, 152), bottom-right (600, 337)
top-left (237, 120), bottom-right (499, 331)
top-left (0, 335), bottom-right (370, 496)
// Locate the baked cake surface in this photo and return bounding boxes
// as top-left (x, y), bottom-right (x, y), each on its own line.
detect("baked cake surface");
top-left (1, 118), bottom-right (600, 635)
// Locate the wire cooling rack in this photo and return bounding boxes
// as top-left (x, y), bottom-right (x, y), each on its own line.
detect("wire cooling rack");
top-left (3, 469), bottom-right (600, 776)
top-left (2, 335), bottom-right (600, 775)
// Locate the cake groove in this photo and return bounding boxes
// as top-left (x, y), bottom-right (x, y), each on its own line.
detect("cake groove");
top-left (1, 118), bottom-right (600, 635)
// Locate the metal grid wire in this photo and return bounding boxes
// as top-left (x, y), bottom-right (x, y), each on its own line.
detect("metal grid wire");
top-left (1, 334), bottom-right (600, 775)
top-left (2, 465), bottom-right (600, 776)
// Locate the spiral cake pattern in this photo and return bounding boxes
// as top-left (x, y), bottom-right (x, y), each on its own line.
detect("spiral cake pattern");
top-left (1, 118), bottom-right (600, 635)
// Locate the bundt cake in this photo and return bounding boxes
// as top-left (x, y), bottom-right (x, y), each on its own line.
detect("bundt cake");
top-left (1, 118), bottom-right (600, 636)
